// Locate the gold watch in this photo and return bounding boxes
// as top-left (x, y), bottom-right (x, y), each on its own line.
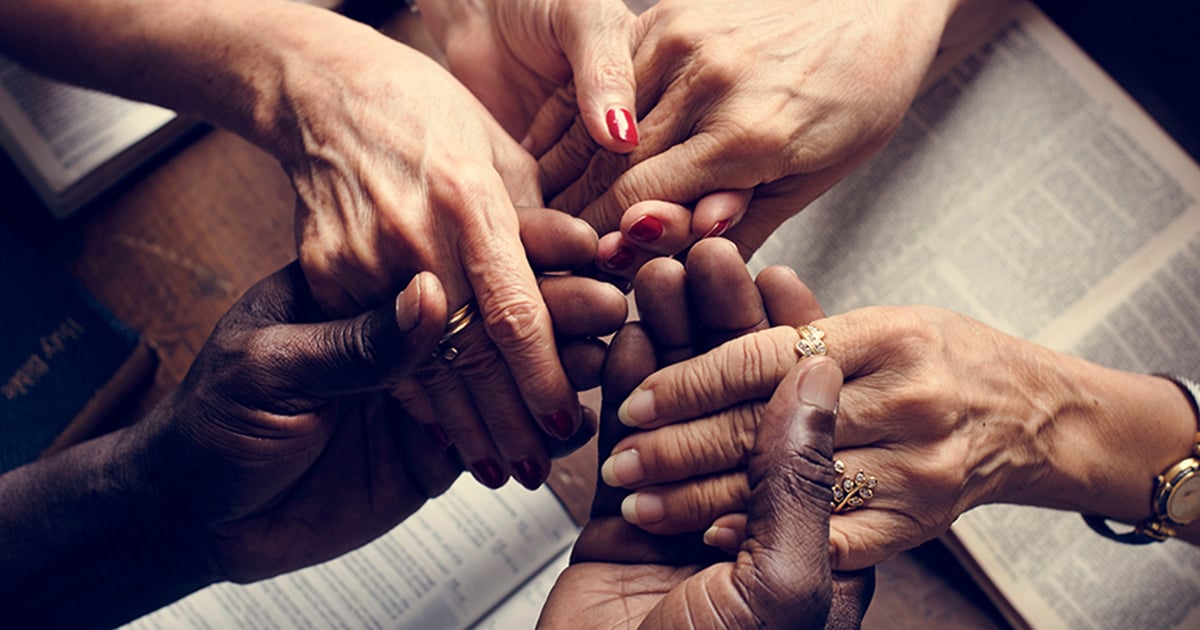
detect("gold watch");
top-left (1085, 374), bottom-right (1200, 544)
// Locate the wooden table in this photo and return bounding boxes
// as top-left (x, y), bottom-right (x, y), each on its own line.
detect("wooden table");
top-left (0, 6), bottom-right (1008, 629)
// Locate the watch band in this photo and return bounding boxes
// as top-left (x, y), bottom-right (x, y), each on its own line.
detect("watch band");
top-left (1084, 373), bottom-right (1200, 544)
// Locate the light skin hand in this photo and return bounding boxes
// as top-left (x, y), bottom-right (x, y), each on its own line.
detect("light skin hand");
top-left (532, 0), bottom-right (962, 276)
top-left (611, 300), bottom-right (1200, 568)
top-left (417, 0), bottom-right (639, 152)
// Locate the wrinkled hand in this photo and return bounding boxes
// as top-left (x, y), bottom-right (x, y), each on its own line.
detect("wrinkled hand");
top-left (133, 264), bottom-right (453, 582)
top-left (417, 0), bottom-right (638, 151)
top-left (612, 280), bottom-right (1082, 569)
top-left (539, 245), bottom-right (871, 626)
top-left (277, 23), bottom-right (589, 490)
top-left (388, 206), bottom-right (626, 489)
top-left (533, 0), bottom-right (958, 276)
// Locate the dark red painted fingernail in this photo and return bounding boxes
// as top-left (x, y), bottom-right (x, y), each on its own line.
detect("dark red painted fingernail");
top-left (512, 459), bottom-right (545, 490)
top-left (423, 424), bottom-right (451, 450)
top-left (605, 107), bottom-right (639, 146)
top-left (703, 219), bottom-right (730, 239)
top-left (628, 216), bottom-right (664, 243)
top-left (603, 246), bottom-right (634, 272)
top-left (471, 459), bottom-right (506, 489)
top-left (544, 410), bottom-right (575, 440)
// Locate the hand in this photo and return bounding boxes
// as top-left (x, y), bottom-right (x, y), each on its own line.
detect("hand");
top-left (417, 0), bottom-right (639, 151)
top-left (387, 207), bottom-right (627, 488)
top-left (533, 0), bottom-right (961, 276)
top-left (273, 18), bottom-right (591, 490)
top-left (127, 264), bottom-right (454, 582)
top-left (609, 287), bottom-right (1200, 566)
top-left (540, 266), bottom-right (871, 627)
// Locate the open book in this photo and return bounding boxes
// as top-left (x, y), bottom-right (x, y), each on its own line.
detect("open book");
top-left (126, 477), bottom-right (579, 628)
top-left (750, 1), bottom-right (1200, 628)
top-left (0, 55), bottom-right (192, 219)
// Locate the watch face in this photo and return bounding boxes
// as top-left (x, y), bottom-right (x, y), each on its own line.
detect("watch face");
top-left (1166, 465), bottom-right (1200, 524)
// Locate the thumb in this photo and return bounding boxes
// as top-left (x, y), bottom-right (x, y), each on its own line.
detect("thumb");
top-left (553, 1), bottom-right (639, 153)
top-left (737, 356), bottom-right (843, 628)
top-left (263, 272), bottom-right (448, 398)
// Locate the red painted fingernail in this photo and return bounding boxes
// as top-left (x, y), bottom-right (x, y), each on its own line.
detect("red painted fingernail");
top-left (471, 459), bottom-right (507, 489)
top-left (603, 246), bottom-right (634, 272)
top-left (628, 216), bottom-right (664, 243)
top-left (423, 424), bottom-right (451, 450)
top-left (512, 459), bottom-right (545, 490)
top-left (544, 410), bottom-right (575, 440)
top-left (605, 107), bottom-right (639, 146)
top-left (703, 219), bottom-right (730, 239)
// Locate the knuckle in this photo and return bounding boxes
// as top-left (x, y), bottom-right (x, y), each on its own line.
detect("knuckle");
top-left (480, 294), bottom-right (545, 351)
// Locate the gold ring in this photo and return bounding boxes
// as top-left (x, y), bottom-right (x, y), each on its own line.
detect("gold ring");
top-left (831, 460), bottom-right (877, 513)
top-left (434, 301), bottom-right (478, 362)
top-left (795, 324), bottom-right (827, 359)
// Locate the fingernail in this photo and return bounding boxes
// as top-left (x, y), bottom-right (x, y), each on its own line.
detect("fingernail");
top-left (603, 246), bottom-right (634, 272)
top-left (621, 492), bottom-right (664, 525)
top-left (512, 459), bottom-right (544, 490)
top-left (618, 388), bottom-right (655, 426)
top-left (423, 424), bottom-right (451, 450)
top-left (470, 459), bottom-right (507, 489)
top-left (628, 216), bottom-right (664, 243)
top-left (544, 410), bottom-right (575, 440)
top-left (395, 273), bottom-right (425, 332)
top-left (702, 525), bottom-right (740, 550)
top-left (605, 107), bottom-right (638, 146)
top-left (601, 449), bottom-right (644, 487)
top-left (798, 358), bottom-right (842, 413)
top-left (702, 219), bottom-right (730, 239)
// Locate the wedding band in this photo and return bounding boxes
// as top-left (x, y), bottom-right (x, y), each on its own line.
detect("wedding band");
top-left (831, 459), bottom-right (877, 513)
top-left (434, 301), bottom-right (479, 362)
top-left (795, 324), bottom-right (828, 359)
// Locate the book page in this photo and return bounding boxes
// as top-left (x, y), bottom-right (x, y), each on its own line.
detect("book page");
top-left (126, 477), bottom-right (579, 629)
top-left (473, 547), bottom-right (572, 629)
top-left (0, 56), bottom-right (176, 203)
top-left (749, 2), bottom-right (1200, 628)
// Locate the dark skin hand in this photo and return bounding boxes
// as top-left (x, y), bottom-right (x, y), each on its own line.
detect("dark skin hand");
top-left (0, 209), bottom-right (619, 627)
top-left (539, 239), bottom-right (872, 629)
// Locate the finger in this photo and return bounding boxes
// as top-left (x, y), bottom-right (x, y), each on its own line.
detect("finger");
top-left (619, 470), bottom-right (748, 535)
top-left (518, 207), bottom-right (598, 270)
top-left (454, 171), bottom-right (582, 442)
top-left (247, 270), bottom-right (447, 398)
top-left (545, 405), bottom-right (599, 460)
top-left (702, 512), bottom-right (747, 554)
top-left (691, 189), bottom-right (752, 240)
top-left (536, 113), bottom-right (605, 204)
top-left (415, 361), bottom-right (511, 490)
top-left (596, 232), bottom-right (658, 278)
top-left (829, 569), bottom-right (877, 630)
top-left (590, 322), bottom-right (658, 519)
top-left (552, 1), bottom-right (639, 152)
top-left (426, 318), bottom-right (552, 491)
top-left (601, 403), bottom-right (760, 490)
top-left (616, 325), bottom-right (798, 429)
top-left (539, 275), bottom-right (628, 337)
top-left (522, 83), bottom-right (581, 158)
top-left (389, 377), bottom-right (452, 451)
top-left (558, 337), bottom-right (608, 392)
top-left (755, 265), bottom-right (826, 326)
top-left (631, 256), bottom-right (694, 366)
top-left (684, 238), bottom-right (769, 345)
top-left (619, 200), bottom-right (695, 255)
top-left (735, 356), bottom-right (843, 628)
top-left (546, 143), bottom-right (631, 216)
top-left (576, 130), bottom-right (763, 237)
